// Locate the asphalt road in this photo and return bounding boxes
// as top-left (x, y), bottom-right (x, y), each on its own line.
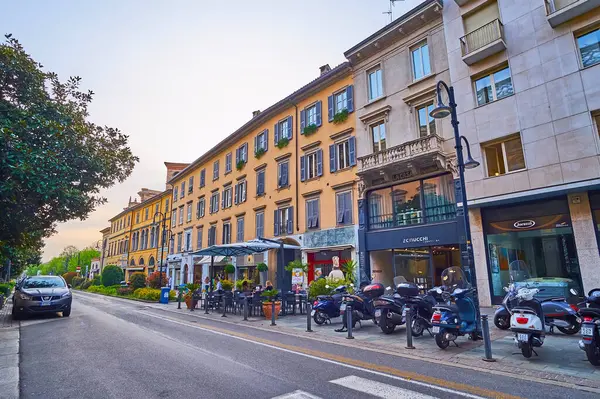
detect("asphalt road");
top-left (16, 292), bottom-right (595, 399)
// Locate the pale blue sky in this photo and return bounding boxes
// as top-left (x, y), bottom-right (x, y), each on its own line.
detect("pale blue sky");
top-left (0, 0), bottom-right (424, 260)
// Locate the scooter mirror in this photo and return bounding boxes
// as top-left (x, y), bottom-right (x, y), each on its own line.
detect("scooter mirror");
top-left (436, 287), bottom-right (442, 294)
top-left (503, 286), bottom-right (509, 292)
top-left (325, 285), bottom-right (330, 289)
top-left (570, 288), bottom-right (578, 296)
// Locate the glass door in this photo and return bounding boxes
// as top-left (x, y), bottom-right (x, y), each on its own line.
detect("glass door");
top-left (393, 248), bottom-right (432, 290)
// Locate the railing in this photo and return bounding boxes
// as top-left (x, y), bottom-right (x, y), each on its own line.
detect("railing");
top-left (544, 0), bottom-right (579, 15)
top-left (460, 19), bottom-right (504, 57)
top-left (358, 134), bottom-right (444, 173)
top-left (369, 204), bottom-right (456, 231)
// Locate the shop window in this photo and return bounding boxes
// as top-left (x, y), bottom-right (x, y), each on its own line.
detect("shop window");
top-left (577, 27), bottom-right (600, 68)
top-left (482, 134), bottom-right (526, 177)
top-left (474, 66), bottom-right (513, 106)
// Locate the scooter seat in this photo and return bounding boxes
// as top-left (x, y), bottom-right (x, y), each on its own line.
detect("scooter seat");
top-left (541, 297), bottom-right (565, 303)
top-left (434, 304), bottom-right (459, 314)
top-left (580, 308), bottom-right (600, 318)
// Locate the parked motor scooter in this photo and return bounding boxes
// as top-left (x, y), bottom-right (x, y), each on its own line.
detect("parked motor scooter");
top-left (311, 285), bottom-right (347, 325)
top-left (336, 282), bottom-right (383, 332)
top-left (578, 288), bottom-right (600, 366)
top-left (373, 277), bottom-right (408, 334)
top-left (509, 286), bottom-right (545, 358)
top-left (431, 266), bottom-right (479, 349)
top-left (400, 284), bottom-right (438, 337)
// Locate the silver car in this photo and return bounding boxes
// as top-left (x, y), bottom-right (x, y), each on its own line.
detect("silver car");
top-left (12, 275), bottom-right (72, 320)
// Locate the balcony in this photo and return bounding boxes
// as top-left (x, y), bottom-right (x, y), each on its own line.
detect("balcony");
top-left (545, 0), bottom-right (600, 27)
top-left (358, 134), bottom-right (447, 176)
top-left (460, 19), bottom-right (506, 65)
top-left (454, 0), bottom-right (472, 5)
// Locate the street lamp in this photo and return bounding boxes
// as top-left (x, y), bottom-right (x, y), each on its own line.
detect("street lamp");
top-left (153, 211), bottom-right (174, 292)
top-left (430, 79), bottom-right (482, 333)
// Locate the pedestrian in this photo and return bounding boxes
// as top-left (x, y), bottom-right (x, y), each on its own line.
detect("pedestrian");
top-left (264, 280), bottom-right (273, 291)
top-left (204, 276), bottom-right (210, 292)
top-left (215, 276), bottom-right (222, 291)
top-left (242, 280), bottom-right (249, 292)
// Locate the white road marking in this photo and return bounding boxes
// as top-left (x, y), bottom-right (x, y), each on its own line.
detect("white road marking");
top-left (135, 310), bottom-right (486, 399)
top-left (271, 390), bottom-right (322, 399)
top-left (330, 375), bottom-right (438, 399)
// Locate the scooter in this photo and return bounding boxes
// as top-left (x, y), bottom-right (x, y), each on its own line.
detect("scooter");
top-left (404, 287), bottom-right (438, 337)
top-left (311, 285), bottom-right (347, 325)
top-left (373, 291), bottom-right (406, 334)
top-left (578, 288), bottom-right (600, 366)
top-left (494, 285), bottom-right (581, 335)
top-left (431, 266), bottom-right (479, 349)
top-left (510, 286), bottom-right (545, 358)
top-left (336, 282), bottom-right (383, 332)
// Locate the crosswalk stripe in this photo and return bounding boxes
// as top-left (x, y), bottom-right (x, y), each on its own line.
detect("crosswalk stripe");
top-left (271, 390), bottom-right (322, 399)
top-left (330, 375), bottom-right (438, 399)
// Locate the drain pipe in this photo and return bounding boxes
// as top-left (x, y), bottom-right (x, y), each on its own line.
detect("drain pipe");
top-left (289, 100), bottom-right (300, 232)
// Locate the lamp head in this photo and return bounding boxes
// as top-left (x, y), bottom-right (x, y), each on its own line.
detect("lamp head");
top-left (430, 103), bottom-right (452, 119)
top-left (463, 155), bottom-right (480, 170)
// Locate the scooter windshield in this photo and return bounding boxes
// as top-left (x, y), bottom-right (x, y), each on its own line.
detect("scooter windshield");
top-left (440, 267), bottom-right (468, 290)
top-left (509, 260), bottom-right (531, 284)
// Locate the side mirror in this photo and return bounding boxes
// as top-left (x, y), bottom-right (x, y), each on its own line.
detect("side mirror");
top-left (570, 288), bottom-right (578, 296)
top-left (68, 284), bottom-right (72, 289)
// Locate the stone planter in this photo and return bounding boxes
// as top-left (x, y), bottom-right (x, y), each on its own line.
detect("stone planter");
top-left (262, 301), bottom-right (281, 320)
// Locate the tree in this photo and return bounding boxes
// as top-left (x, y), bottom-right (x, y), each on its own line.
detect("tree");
top-left (129, 272), bottom-right (146, 290)
top-left (62, 271), bottom-right (77, 285)
top-left (101, 265), bottom-right (123, 287)
top-left (0, 35), bottom-right (137, 274)
top-left (147, 271), bottom-right (167, 289)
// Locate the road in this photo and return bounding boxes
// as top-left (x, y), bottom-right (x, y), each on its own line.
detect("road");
top-left (16, 292), bottom-right (594, 399)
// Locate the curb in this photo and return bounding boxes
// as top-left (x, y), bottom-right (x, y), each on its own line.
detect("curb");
top-left (0, 302), bottom-right (20, 399)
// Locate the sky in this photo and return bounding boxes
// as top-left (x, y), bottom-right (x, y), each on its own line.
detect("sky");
top-left (1, 0), bottom-right (425, 261)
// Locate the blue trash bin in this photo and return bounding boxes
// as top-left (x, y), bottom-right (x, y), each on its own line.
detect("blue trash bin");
top-left (160, 287), bottom-right (170, 304)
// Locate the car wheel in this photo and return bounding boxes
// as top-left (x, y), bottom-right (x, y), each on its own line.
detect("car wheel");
top-left (11, 307), bottom-right (21, 321)
top-left (62, 308), bottom-right (71, 317)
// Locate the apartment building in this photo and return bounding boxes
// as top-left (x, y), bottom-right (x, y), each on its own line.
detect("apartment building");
top-left (166, 63), bottom-right (358, 290)
top-left (440, 0), bottom-right (600, 305)
top-left (99, 226), bottom-right (110, 273)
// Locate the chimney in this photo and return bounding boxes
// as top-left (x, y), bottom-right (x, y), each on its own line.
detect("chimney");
top-left (252, 110), bottom-right (261, 118)
top-left (319, 64), bottom-right (331, 76)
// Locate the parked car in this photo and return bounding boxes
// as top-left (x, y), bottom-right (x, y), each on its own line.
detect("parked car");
top-left (12, 275), bottom-right (72, 320)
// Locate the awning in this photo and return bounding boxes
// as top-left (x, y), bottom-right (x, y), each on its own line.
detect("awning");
top-left (303, 245), bottom-right (354, 253)
top-left (194, 256), bottom-right (225, 265)
top-left (126, 267), bottom-right (144, 271)
top-left (191, 239), bottom-right (300, 257)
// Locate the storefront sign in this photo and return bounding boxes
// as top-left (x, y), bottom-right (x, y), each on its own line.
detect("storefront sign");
top-left (402, 236), bottom-right (431, 244)
top-left (365, 220), bottom-right (458, 251)
top-left (487, 214), bottom-right (570, 234)
top-left (513, 220), bottom-right (535, 229)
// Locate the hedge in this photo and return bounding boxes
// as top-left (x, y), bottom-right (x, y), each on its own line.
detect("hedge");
top-left (102, 265), bottom-right (124, 287)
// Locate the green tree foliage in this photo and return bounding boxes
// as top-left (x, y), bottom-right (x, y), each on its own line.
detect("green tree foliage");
top-left (101, 265), bottom-right (123, 287)
top-left (129, 272), bottom-right (146, 290)
top-left (0, 35), bottom-right (137, 277)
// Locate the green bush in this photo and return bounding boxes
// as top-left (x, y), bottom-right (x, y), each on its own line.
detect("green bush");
top-left (62, 271), bottom-right (78, 285)
top-left (117, 287), bottom-right (133, 296)
top-left (0, 283), bottom-right (11, 297)
top-left (257, 263), bottom-right (268, 272)
top-left (129, 272), bottom-right (146, 290)
top-left (308, 277), bottom-right (353, 299)
top-left (92, 275), bottom-right (102, 286)
top-left (235, 279), bottom-right (252, 291)
top-left (224, 264), bottom-right (235, 274)
top-left (71, 276), bottom-right (85, 288)
top-left (87, 285), bottom-right (117, 296)
top-left (221, 279), bottom-right (234, 292)
top-left (133, 288), bottom-right (161, 301)
top-left (80, 280), bottom-right (92, 290)
top-left (102, 265), bottom-right (124, 287)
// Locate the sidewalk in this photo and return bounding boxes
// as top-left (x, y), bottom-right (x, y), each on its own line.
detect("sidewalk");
top-left (146, 298), bottom-right (600, 391)
top-left (0, 297), bottom-right (20, 399)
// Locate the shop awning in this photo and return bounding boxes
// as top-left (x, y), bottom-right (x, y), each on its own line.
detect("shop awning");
top-left (194, 256), bottom-right (225, 265)
top-left (303, 245), bottom-right (354, 253)
top-left (191, 239), bottom-right (300, 257)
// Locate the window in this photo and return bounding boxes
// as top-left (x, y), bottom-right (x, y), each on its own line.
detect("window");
top-left (178, 206), bottom-right (184, 225)
top-left (275, 116), bottom-right (293, 143)
top-left (164, 199), bottom-right (169, 214)
top-left (169, 236), bottom-right (175, 254)
top-left (200, 169), bottom-right (206, 188)
top-left (236, 143), bottom-right (248, 165)
top-left (180, 182), bottom-right (185, 199)
top-left (255, 212), bottom-right (264, 238)
top-left (274, 207), bottom-right (293, 236)
top-left (186, 202), bottom-right (192, 222)
top-left (236, 217), bottom-right (244, 242)
top-left (210, 191), bottom-right (219, 214)
top-left (173, 187), bottom-right (178, 202)
top-left (208, 225), bottom-right (217, 246)
top-left (127, 215), bottom-right (131, 226)
top-left (306, 104), bottom-right (317, 126)
top-left (577, 28), bottom-right (600, 68)
top-left (301, 102), bottom-right (322, 133)
top-left (256, 169), bottom-right (266, 196)
top-left (300, 150), bottom-right (322, 181)
top-left (328, 86), bottom-right (354, 121)
top-left (222, 222), bottom-right (231, 244)
top-left (188, 176), bottom-right (194, 194)
top-left (411, 41), bottom-right (431, 80)
top-left (278, 161), bottom-right (289, 188)
top-left (417, 102), bottom-right (436, 137)
top-left (222, 185), bottom-right (233, 209)
top-left (234, 180), bottom-right (247, 204)
top-left (184, 230), bottom-right (192, 252)
top-left (336, 191), bottom-right (353, 225)
top-left (330, 137), bottom-right (356, 172)
top-left (255, 129), bottom-right (268, 153)
top-left (334, 90), bottom-right (347, 114)
top-left (225, 152), bottom-right (232, 174)
top-left (197, 197), bottom-right (205, 219)
top-left (176, 232), bottom-right (182, 253)
top-left (482, 134), bottom-right (526, 177)
top-left (136, 212), bottom-right (140, 224)
top-left (144, 208), bottom-right (149, 221)
top-left (475, 66), bottom-right (514, 106)
top-left (371, 122), bottom-right (387, 152)
top-left (196, 227), bottom-right (203, 249)
top-left (368, 67), bottom-right (383, 101)
top-left (213, 160), bottom-right (219, 180)
top-left (171, 209), bottom-right (177, 227)
top-left (155, 203), bottom-right (159, 216)
top-left (306, 198), bottom-right (320, 230)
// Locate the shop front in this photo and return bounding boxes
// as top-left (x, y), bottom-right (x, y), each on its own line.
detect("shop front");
top-left (482, 197), bottom-right (583, 304)
top-left (591, 191), bottom-right (600, 252)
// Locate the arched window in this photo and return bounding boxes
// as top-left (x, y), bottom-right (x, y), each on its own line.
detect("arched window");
top-left (130, 258), bottom-right (136, 266)
top-left (139, 257), bottom-right (145, 266)
top-left (148, 256), bottom-right (155, 267)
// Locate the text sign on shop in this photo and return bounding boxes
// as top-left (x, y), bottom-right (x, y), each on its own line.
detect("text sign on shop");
top-left (402, 236), bottom-right (440, 245)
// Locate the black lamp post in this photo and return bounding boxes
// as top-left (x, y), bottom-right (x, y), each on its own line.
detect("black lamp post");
top-left (430, 80), bottom-right (482, 332)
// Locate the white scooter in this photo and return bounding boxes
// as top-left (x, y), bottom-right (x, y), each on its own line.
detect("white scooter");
top-left (509, 287), bottom-right (545, 358)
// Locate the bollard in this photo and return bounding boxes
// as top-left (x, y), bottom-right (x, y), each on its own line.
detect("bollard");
top-left (270, 300), bottom-right (276, 326)
top-left (346, 305), bottom-right (354, 339)
top-left (243, 295), bottom-right (248, 321)
top-left (306, 302), bottom-right (313, 332)
top-left (405, 307), bottom-right (415, 349)
top-left (177, 290), bottom-right (182, 310)
top-left (481, 314), bottom-right (496, 362)
top-left (204, 292), bottom-right (209, 314)
top-left (221, 295), bottom-right (227, 318)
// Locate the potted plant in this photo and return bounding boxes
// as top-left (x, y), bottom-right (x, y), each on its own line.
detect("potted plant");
top-left (261, 289), bottom-right (281, 320)
top-left (276, 137), bottom-right (289, 149)
top-left (221, 279), bottom-right (234, 292)
top-left (183, 283), bottom-right (200, 309)
top-left (333, 109), bottom-right (349, 125)
top-left (224, 264), bottom-right (235, 281)
top-left (254, 147), bottom-right (266, 159)
top-left (236, 159), bottom-right (246, 171)
top-left (257, 262), bottom-right (268, 286)
top-left (302, 124), bottom-right (317, 136)
top-left (342, 259), bottom-right (357, 286)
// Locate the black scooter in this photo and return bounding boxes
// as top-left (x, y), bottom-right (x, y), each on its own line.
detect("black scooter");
top-left (336, 282), bottom-right (383, 332)
top-left (398, 284), bottom-right (438, 337)
top-left (578, 288), bottom-right (600, 366)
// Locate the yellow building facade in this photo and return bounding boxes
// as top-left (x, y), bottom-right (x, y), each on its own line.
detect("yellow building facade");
top-left (166, 63), bottom-right (359, 290)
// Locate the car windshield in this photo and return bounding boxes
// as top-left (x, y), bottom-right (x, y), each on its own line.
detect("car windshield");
top-left (440, 267), bottom-right (468, 290)
top-left (22, 277), bottom-right (66, 289)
